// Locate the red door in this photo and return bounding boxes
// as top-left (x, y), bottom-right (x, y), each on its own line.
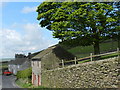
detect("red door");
top-left (33, 73), bottom-right (36, 85)
top-left (38, 75), bottom-right (41, 86)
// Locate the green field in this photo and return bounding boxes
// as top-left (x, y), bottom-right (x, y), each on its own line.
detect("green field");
top-left (60, 40), bottom-right (118, 58)
top-left (0, 61), bottom-right (8, 69)
top-left (59, 40), bottom-right (119, 65)
top-left (0, 63), bottom-right (8, 69)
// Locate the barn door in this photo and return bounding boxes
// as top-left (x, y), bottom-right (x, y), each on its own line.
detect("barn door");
top-left (38, 75), bottom-right (41, 86)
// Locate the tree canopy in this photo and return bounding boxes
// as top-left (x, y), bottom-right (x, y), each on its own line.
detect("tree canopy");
top-left (37, 2), bottom-right (119, 54)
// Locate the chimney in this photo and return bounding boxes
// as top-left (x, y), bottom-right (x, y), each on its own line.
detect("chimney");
top-left (28, 52), bottom-right (31, 59)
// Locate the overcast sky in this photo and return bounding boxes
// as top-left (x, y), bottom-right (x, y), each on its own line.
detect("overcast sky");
top-left (0, 1), bottom-right (59, 58)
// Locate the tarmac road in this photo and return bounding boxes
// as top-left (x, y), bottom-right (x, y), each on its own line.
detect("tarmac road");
top-left (1, 75), bottom-right (20, 89)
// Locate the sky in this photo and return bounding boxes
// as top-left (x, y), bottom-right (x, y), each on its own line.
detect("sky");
top-left (0, 1), bottom-right (59, 58)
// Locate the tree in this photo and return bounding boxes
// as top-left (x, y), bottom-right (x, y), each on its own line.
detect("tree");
top-left (108, 2), bottom-right (120, 49)
top-left (37, 2), bottom-right (119, 55)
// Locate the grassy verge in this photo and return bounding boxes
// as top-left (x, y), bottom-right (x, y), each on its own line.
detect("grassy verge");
top-left (100, 53), bottom-right (118, 59)
top-left (16, 79), bottom-right (32, 88)
top-left (78, 59), bottom-right (91, 64)
top-left (16, 79), bottom-right (46, 88)
top-left (35, 86), bottom-right (46, 88)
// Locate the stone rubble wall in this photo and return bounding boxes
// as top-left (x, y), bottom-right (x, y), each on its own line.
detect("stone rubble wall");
top-left (42, 57), bottom-right (119, 88)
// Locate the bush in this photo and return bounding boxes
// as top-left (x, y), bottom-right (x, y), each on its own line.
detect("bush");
top-left (17, 67), bottom-right (32, 79)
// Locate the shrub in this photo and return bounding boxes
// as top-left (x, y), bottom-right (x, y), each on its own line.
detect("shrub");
top-left (17, 67), bottom-right (32, 79)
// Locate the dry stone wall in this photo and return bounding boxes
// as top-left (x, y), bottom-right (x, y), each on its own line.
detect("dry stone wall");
top-left (41, 57), bottom-right (119, 88)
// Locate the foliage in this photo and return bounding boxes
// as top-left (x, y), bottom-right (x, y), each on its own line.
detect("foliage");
top-left (17, 67), bottom-right (32, 79)
top-left (37, 2), bottom-right (119, 54)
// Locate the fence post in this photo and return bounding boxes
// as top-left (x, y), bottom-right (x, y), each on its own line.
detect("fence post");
top-left (74, 57), bottom-right (77, 65)
top-left (117, 48), bottom-right (119, 59)
top-left (62, 59), bottom-right (64, 68)
top-left (90, 53), bottom-right (93, 61)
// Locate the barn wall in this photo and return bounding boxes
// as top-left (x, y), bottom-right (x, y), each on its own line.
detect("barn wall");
top-left (41, 52), bottom-right (61, 70)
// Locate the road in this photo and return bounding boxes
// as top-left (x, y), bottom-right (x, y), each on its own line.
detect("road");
top-left (1, 75), bottom-right (20, 89)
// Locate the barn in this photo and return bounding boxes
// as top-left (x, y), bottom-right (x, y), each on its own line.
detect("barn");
top-left (31, 45), bottom-right (75, 86)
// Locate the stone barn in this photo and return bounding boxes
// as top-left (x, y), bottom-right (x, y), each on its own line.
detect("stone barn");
top-left (31, 45), bottom-right (75, 86)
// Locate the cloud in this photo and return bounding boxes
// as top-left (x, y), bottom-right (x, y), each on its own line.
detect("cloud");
top-left (21, 6), bottom-right (37, 13)
top-left (0, 23), bottom-right (59, 58)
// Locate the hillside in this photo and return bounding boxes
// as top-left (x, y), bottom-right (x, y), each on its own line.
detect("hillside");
top-left (60, 40), bottom-right (118, 58)
top-left (30, 39), bottom-right (118, 60)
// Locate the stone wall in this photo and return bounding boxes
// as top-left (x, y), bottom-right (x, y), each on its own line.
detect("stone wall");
top-left (41, 57), bottom-right (119, 88)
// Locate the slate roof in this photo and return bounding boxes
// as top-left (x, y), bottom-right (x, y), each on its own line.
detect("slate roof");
top-left (8, 60), bottom-right (14, 64)
top-left (32, 45), bottom-right (75, 61)
top-left (8, 58), bottom-right (28, 65)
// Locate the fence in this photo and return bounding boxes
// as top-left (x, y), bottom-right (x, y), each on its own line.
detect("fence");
top-left (60, 48), bottom-right (120, 68)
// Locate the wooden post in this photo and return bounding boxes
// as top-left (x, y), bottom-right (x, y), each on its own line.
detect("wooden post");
top-left (74, 57), bottom-right (77, 65)
top-left (117, 48), bottom-right (119, 59)
top-left (62, 59), bottom-right (64, 68)
top-left (90, 53), bottom-right (93, 61)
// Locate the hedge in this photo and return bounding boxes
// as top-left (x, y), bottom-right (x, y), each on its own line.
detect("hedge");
top-left (17, 67), bottom-right (32, 79)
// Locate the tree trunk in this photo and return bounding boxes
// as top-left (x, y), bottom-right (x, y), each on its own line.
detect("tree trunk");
top-left (93, 40), bottom-right (100, 60)
top-left (92, 28), bottom-right (100, 55)
top-left (93, 40), bottom-right (100, 55)
top-left (118, 32), bottom-right (120, 49)
top-left (118, 40), bottom-right (120, 49)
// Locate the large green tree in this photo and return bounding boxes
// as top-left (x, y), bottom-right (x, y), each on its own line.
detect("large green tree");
top-left (37, 2), bottom-right (119, 55)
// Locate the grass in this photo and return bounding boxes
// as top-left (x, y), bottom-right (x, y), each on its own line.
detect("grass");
top-left (77, 52), bottom-right (119, 64)
top-left (63, 52), bottom-right (119, 65)
top-left (61, 40), bottom-right (118, 58)
top-left (16, 79), bottom-right (46, 88)
top-left (16, 79), bottom-right (32, 88)
top-left (0, 61), bottom-right (8, 69)
top-left (100, 53), bottom-right (119, 59)
top-left (78, 59), bottom-right (91, 64)
top-left (68, 46), bottom-right (93, 58)
top-left (100, 41), bottom-right (118, 53)
top-left (0, 63), bottom-right (8, 75)
top-left (0, 64), bottom-right (8, 69)
top-left (60, 40), bottom-right (118, 65)
top-left (36, 86), bottom-right (46, 88)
